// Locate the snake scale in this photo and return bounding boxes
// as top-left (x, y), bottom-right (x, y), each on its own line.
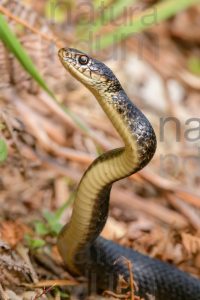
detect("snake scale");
top-left (57, 48), bottom-right (200, 300)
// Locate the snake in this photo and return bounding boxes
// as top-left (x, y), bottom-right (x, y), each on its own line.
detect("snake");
top-left (57, 48), bottom-right (200, 300)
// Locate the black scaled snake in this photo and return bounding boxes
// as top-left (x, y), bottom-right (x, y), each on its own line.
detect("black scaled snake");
top-left (57, 48), bottom-right (200, 300)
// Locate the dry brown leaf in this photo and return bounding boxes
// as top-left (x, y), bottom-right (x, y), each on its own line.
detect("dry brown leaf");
top-left (0, 221), bottom-right (31, 247)
top-left (181, 233), bottom-right (200, 256)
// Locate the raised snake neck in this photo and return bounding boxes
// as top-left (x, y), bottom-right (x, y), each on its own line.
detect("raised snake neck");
top-left (57, 48), bottom-right (200, 300)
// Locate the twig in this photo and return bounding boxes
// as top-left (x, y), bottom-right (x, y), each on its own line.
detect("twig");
top-left (32, 284), bottom-right (56, 300)
top-left (0, 110), bottom-right (27, 175)
top-left (0, 284), bottom-right (8, 300)
top-left (23, 279), bottom-right (78, 288)
top-left (16, 244), bottom-right (38, 284)
top-left (13, 97), bottom-right (95, 164)
top-left (175, 191), bottom-right (200, 209)
top-left (127, 260), bottom-right (134, 300)
top-left (167, 194), bottom-right (200, 230)
top-left (177, 69), bottom-right (200, 90)
top-left (0, 5), bottom-right (63, 48)
top-left (39, 92), bottom-right (113, 150)
top-left (103, 290), bottom-right (129, 299)
top-left (111, 189), bottom-right (188, 229)
top-left (136, 170), bottom-right (200, 201)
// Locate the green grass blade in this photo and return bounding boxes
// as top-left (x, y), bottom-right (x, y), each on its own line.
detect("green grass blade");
top-left (0, 138), bottom-right (8, 162)
top-left (92, 0), bottom-right (200, 50)
top-left (93, 0), bottom-right (136, 32)
top-left (0, 14), bottom-right (55, 99)
top-left (0, 14), bottom-right (90, 133)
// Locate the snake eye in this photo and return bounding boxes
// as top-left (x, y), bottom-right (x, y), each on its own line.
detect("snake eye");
top-left (78, 55), bottom-right (89, 65)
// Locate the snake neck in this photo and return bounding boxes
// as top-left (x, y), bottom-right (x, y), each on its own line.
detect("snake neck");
top-left (57, 88), bottom-right (156, 274)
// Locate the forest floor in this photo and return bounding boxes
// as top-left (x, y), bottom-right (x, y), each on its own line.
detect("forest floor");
top-left (0, 1), bottom-right (200, 299)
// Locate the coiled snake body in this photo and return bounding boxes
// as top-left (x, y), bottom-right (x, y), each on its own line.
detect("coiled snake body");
top-left (57, 48), bottom-right (200, 300)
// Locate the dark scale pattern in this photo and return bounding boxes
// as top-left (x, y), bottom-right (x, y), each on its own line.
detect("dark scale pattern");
top-left (59, 48), bottom-right (200, 300)
top-left (111, 90), bottom-right (157, 169)
top-left (77, 237), bottom-right (200, 300)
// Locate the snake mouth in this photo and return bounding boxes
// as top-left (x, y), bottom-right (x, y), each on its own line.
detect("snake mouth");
top-left (58, 48), bottom-right (66, 58)
top-left (58, 48), bottom-right (74, 66)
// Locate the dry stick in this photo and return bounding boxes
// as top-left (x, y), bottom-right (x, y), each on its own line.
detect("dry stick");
top-left (0, 284), bottom-right (8, 300)
top-left (23, 279), bottom-right (78, 288)
top-left (41, 156), bottom-right (81, 182)
top-left (16, 93), bottom-right (195, 193)
top-left (177, 69), bottom-right (200, 90)
top-left (36, 155), bottom-right (189, 230)
top-left (22, 98), bottom-right (200, 212)
top-left (33, 284), bottom-right (56, 300)
top-left (33, 113), bottom-right (68, 146)
top-left (0, 7), bottom-right (112, 150)
top-left (16, 95), bottom-right (200, 211)
top-left (10, 102), bottom-right (193, 228)
top-left (16, 244), bottom-right (38, 284)
top-left (104, 257), bottom-right (139, 300)
top-left (123, 258), bottom-right (135, 300)
top-left (13, 98), bottom-right (95, 164)
top-left (0, 5), bottom-right (112, 150)
top-left (103, 290), bottom-right (128, 299)
top-left (39, 92), bottom-right (113, 150)
top-left (0, 111), bottom-right (27, 174)
top-left (166, 194), bottom-right (200, 231)
top-left (5, 91), bottom-right (85, 163)
top-left (111, 189), bottom-right (188, 229)
top-left (2, 7), bottom-right (197, 167)
top-left (18, 91), bottom-right (112, 150)
top-left (5, 95), bottom-right (199, 214)
top-left (11, 104), bottom-right (188, 230)
top-left (38, 92), bottom-right (79, 131)
top-left (175, 191), bottom-right (200, 209)
top-left (136, 170), bottom-right (200, 203)
top-left (0, 5), bottom-right (63, 48)
top-left (1, 4), bottom-right (198, 176)
top-left (135, 169), bottom-right (179, 191)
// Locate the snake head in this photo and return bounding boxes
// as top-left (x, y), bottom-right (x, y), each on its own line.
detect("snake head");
top-left (58, 48), bottom-right (121, 93)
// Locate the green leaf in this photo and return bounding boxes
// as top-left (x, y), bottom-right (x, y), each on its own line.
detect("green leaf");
top-left (0, 123), bottom-right (6, 130)
top-left (31, 193), bottom-right (75, 237)
top-left (43, 211), bottom-right (55, 224)
top-left (187, 56), bottom-right (200, 76)
top-left (25, 234), bottom-right (46, 249)
top-left (54, 288), bottom-right (70, 298)
top-left (34, 221), bottom-right (49, 236)
top-left (42, 211), bottom-right (61, 235)
top-left (50, 222), bottom-right (63, 235)
top-left (0, 14), bottom-right (55, 99)
top-left (93, 0), bottom-right (136, 32)
top-left (92, 0), bottom-right (200, 50)
top-left (45, 0), bottom-right (71, 23)
top-left (0, 139), bottom-right (8, 162)
top-left (93, 0), bottom-right (111, 10)
top-left (40, 193), bottom-right (75, 236)
top-left (0, 14), bottom-right (92, 135)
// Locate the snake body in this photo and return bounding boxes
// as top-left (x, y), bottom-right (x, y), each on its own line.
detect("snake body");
top-left (57, 48), bottom-right (200, 299)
